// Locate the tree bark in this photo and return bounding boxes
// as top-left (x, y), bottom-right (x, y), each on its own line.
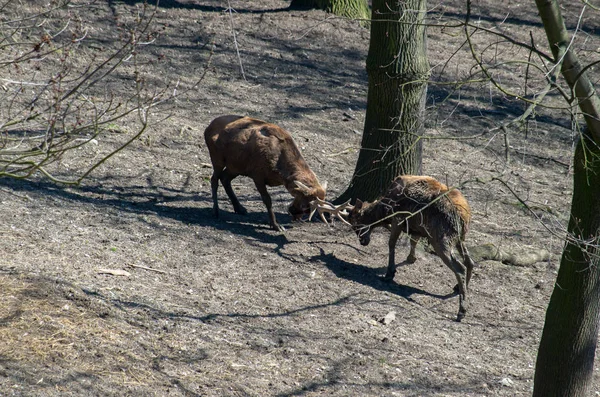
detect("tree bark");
top-left (336, 0), bottom-right (428, 203)
top-left (535, 0), bottom-right (600, 138)
top-left (533, 0), bottom-right (600, 395)
top-left (289, 0), bottom-right (369, 21)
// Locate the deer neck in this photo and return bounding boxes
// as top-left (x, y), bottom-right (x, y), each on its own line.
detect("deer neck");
top-left (279, 149), bottom-right (316, 193)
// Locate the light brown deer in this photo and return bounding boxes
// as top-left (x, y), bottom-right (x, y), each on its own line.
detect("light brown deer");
top-left (204, 115), bottom-right (327, 231)
top-left (317, 175), bottom-right (475, 321)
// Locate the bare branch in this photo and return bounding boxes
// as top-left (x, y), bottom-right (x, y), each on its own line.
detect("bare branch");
top-left (0, 0), bottom-right (201, 184)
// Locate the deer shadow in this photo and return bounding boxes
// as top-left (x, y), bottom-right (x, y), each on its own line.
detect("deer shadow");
top-left (309, 247), bottom-right (455, 304)
top-left (0, 176), bottom-right (294, 249)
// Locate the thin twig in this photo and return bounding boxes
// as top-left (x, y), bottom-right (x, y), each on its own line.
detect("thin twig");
top-left (128, 263), bottom-right (168, 274)
top-left (226, 1), bottom-right (247, 81)
top-left (512, 150), bottom-right (570, 168)
top-left (326, 147), bottom-right (356, 157)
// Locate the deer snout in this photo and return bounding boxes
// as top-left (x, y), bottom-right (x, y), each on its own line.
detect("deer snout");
top-left (288, 202), bottom-right (310, 221)
top-left (355, 228), bottom-right (371, 246)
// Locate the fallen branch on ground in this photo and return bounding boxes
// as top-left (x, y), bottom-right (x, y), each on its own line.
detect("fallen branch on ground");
top-left (469, 243), bottom-right (552, 267)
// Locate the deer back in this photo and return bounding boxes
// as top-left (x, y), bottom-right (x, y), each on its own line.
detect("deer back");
top-left (382, 175), bottom-right (471, 238)
top-left (204, 116), bottom-right (311, 186)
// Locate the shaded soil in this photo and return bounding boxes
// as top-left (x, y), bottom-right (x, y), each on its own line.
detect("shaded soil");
top-left (1, 0), bottom-right (599, 396)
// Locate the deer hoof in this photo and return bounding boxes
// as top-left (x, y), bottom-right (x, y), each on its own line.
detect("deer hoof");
top-left (234, 206), bottom-right (248, 215)
top-left (381, 273), bottom-right (395, 282)
top-left (406, 254), bottom-right (417, 263)
top-left (272, 223), bottom-right (285, 232)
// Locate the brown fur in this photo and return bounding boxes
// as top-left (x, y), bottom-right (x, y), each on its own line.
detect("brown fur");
top-left (204, 115), bottom-right (326, 231)
top-left (348, 175), bottom-right (475, 321)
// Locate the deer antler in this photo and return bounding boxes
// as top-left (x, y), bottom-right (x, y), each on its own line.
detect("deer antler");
top-left (308, 198), bottom-right (354, 226)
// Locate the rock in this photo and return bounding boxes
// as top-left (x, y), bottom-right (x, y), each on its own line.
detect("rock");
top-left (379, 311), bottom-right (396, 325)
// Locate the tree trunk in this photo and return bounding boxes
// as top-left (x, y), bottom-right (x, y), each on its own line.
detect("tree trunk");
top-left (289, 0), bottom-right (369, 21)
top-left (533, 0), bottom-right (600, 395)
top-left (533, 134), bottom-right (600, 397)
top-left (336, 0), bottom-right (428, 203)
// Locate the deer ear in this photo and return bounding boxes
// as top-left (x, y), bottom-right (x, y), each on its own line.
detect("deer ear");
top-left (293, 181), bottom-right (311, 195)
top-left (321, 181), bottom-right (328, 191)
top-left (354, 199), bottom-right (363, 209)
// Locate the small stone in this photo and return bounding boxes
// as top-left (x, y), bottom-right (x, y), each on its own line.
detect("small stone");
top-left (499, 377), bottom-right (514, 387)
top-left (379, 311), bottom-right (396, 325)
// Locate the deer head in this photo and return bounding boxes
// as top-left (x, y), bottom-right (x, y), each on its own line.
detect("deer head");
top-left (288, 180), bottom-right (327, 220)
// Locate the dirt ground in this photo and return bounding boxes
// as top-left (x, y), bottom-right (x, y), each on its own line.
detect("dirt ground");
top-left (1, 0), bottom-right (599, 396)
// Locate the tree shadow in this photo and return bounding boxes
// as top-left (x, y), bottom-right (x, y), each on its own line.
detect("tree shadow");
top-left (80, 285), bottom-right (354, 325)
top-left (0, 267), bottom-right (355, 394)
top-left (109, 0), bottom-right (291, 13)
top-left (274, 357), bottom-right (492, 397)
top-left (430, 7), bottom-right (591, 34)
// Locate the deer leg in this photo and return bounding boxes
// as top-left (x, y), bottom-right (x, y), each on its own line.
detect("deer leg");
top-left (457, 241), bottom-right (475, 287)
top-left (210, 167), bottom-right (224, 218)
top-left (254, 180), bottom-right (283, 232)
top-left (407, 235), bottom-right (420, 263)
top-left (384, 222), bottom-right (402, 281)
top-left (220, 170), bottom-right (247, 215)
top-left (432, 239), bottom-right (468, 322)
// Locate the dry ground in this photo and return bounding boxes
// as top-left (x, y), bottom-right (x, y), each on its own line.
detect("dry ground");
top-left (1, 0), bottom-right (599, 396)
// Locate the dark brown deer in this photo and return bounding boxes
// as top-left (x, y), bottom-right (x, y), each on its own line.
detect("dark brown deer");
top-left (319, 175), bottom-right (475, 321)
top-left (204, 115), bottom-right (327, 232)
